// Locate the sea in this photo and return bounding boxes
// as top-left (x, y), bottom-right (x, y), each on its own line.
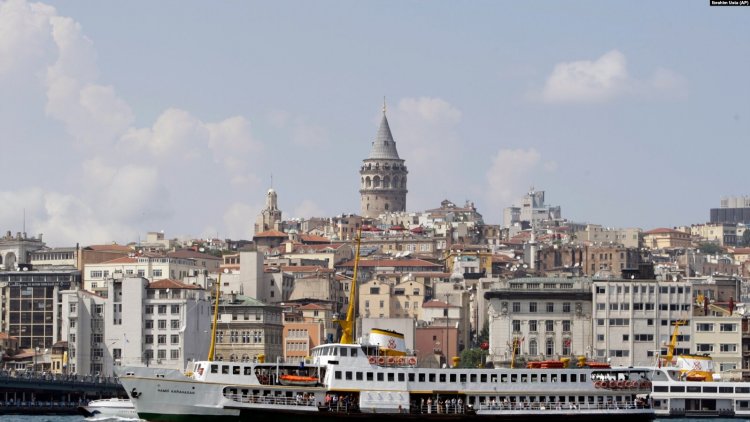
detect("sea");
top-left (2, 417), bottom-right (749, 422)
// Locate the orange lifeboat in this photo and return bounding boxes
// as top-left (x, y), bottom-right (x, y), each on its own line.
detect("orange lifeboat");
top-left (279, 375), bottom-right (318, 387)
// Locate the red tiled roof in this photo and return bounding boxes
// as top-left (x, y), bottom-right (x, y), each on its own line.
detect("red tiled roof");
top-left (280, 266), bottom-right (334, 273)
top-left (85, 244), bottom-right (134, 252)
top-left (422, 300), bottom-right (458, 308)
top-left (299, 303), bottom-right (327, 311)
top-left (299, 234), bottom-right (331, 243)
top-left (168, 249), bottom-right (221, 260)
top-left (254, 230), bottom-right (288, 238)
top-left (731, 248), bottom-right (750, 254)
top-left (148, 279), bottom-right (202, 290)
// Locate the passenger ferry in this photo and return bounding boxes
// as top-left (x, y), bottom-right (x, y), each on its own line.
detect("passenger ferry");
top-left (119, 342), bottom-right (654, 421)
top-left (649, 354), bottom-right (750, 418)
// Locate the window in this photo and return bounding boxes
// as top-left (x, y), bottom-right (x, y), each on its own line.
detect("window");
top-left (145, 305), bottom-right (154, 314)
top-left (158, 320), bottom-right (167, 329)
top-left (529, 302), bottom-right (538, 313)
top-left (512, 320), bottom-right (521, 332)
top-left (562, 302), bottom-right (571, 313)
top-left (545, 320), bottom-right (554, 332)
top-left (529, 339), bottom-right (538, 355)
top-left (720, 324), bottom-right (737, 332)
top-left (562, 320), bottom-right (571, 332)
top-left (609, 350), bottom-right (630, 357)
top-left (596, 303), bottom-right (605, 310)
top-left (546, 302), bottom-right (554, 313)
top-left (145, 320), bottom-right (154, 329)
top-left (158, 305), bottom-right (167, 314)
top-left (545, 338), bottom-right (554, 356)
top-left (512, 302), bottom-right (521, 312)
top-left (634, 334), bottom-right (654, 341)
top-left (696, 323), bottom-right (714, 332)
top-left (171, 320), bottom-right (180, 329)
top-left (596, 334), bottom-right (604, 342)
top-left (609, 318), bottom-right (630, 326)
top-left (171, 349), bottom-right (180, 359)
top-left (620, 303), bottom-right (629, 311)
top-left (158, 335), bottom-right (167, 344)
top-left (609, 303), bottom-right (618, 311)
top-left (69, 303), bottom-right (77, 313)
top-left (145, 335), bottom-right (153, 344)
top-left (596, 286), bottom-right (606, 294)
top-left (529, 320), bottom-right (537, 332)
top-left (153, 269), bottom-right (163, 277)
top-left (158, 349), bottom-right (166, 359)
top-left (720, 344), bottom-right (737, 352)
top-left (696, 344), bottom-right (713, 352)
top-left (171, 305), bottom-right (180, 314)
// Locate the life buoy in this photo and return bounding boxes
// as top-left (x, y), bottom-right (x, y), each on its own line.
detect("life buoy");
top-left (408, 357), bottom-right (417, 366)
top-left (608, 380), bottom-right (617, 389)
top-left (368, 356), bottom-right (377, 365)
top-left (377, 356), bottom-right (386, 365)
top-left (616, 380), bottom-right (625, 389)
top-left (396, 356), bottom-right (404, 365)
top-left (594, 381), bottom-right (602, 388)
top-left (386, 356), bottom-right (395, 365)
top-left (640, 380), bottom-right (651, 389)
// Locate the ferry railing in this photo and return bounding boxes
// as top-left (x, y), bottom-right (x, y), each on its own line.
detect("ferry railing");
top-left (476, 400), bottom-right (649, 411)
top-left (225, 393), bottom-right (316, 407)
top-left (419, 404), bottom-right (466, 414)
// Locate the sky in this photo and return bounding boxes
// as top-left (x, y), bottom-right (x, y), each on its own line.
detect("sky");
top-left (0, 0), bottom-right (748, 247)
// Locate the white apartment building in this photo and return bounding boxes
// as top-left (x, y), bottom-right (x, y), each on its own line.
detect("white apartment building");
top-left (592, 278), bottom-right (692, 367)
top-left (83, 254), bottom-right (210, 296)
top-left (486, 277), bottom-right (593, 366)
top-left (62, 277), bottom-right (211, 376)
top-left (692, 315), bottom-right (743, 373)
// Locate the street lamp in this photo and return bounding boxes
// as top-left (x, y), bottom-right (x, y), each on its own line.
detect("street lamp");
top-left (34, 346), bottom-right (40, 373)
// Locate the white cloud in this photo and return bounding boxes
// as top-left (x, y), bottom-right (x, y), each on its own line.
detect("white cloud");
top-left (223, 202), bottom-right (259, 239)
top-left (292, 118), bottom-right (329, 147)
top-left (484, 148), bottom-right (544, 214)
top-left (541, 50), bottom-right (629, 103)
top-left (538, 50), bottom-right (687, 104)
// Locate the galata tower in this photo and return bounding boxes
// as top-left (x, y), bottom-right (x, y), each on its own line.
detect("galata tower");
top-left (359, 103), bottom-right (408, 218)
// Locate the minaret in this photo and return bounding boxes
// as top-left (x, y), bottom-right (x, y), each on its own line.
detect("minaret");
top-left (359, 100), bottom-right (408, 218)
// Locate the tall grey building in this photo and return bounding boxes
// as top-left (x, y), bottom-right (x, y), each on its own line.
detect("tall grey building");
top-left (359, 104), bottom-right (408, 218)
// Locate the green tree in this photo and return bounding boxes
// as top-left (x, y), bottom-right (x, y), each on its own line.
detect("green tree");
top-left (696, 242), bottom-right (723, 255)
top-left (459, 348), bottom-right (487, 368)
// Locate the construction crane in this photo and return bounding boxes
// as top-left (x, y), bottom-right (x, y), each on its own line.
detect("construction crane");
top-left (663, 320), bottom-right (686, 366)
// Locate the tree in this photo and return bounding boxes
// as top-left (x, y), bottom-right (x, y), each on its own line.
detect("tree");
top-left (696, 242), bottom-right (723, 255)
top-left (459, 348), bottom-right (487, 368)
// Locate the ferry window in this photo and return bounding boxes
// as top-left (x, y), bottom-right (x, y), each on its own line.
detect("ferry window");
top-left (719, 387), bottom-right (733, 393)
top-left (332, 347), bottom-right (338, 356)
top-left (739, 401), bottom-right (750, 409)
top-left (460, 374), bottom-right (466, 383)
top-left (345, 371), bottom-right (353, 380)
top-left (350, 348), bottom-right (358, 357)
top-left (377, 373), bottom-right (384, 381)
top-left (530, 374), bottom-right (537, 383)
top-left (222, 365), bottom-right (229, 374)
top-left (244, 367), bottom-right (252, 375)
top-left (429, 373), bottom-right (436, 382)
top-left (419, 373), bottom-right (425, 382)
top-left (470, 374), bottom-right (476, 383)
top-left (211, 365), bottom-right (218, 373)
top-left (738, 387), bottom-right (750, 393)
top-left (491, 374), bottom-right (498, 382)
top-left (520, 374), bottom-right (527, 382)
top-left (335, 371), bottom-right (342, 380)
top-left (439, 374), bottom-right (446, 383)
top-left (387, 373), bottom-right (395, 382)
top-left (233, 366), bottom-right (240, 375)
top-left (568, 396), bottom-right (574, 403)
top-left (670, 386), bottom-right (685, 392)
top-left (356, 372), bottom-right (363, 381)
top-left (398, 373), bottom-right (404, 382)
top-left (654, 386), bottom-right (668, 392)
top-left (584, 396), bottom-right (591, 403)
top-left (408, 374), bottom-right (415, 382)
top-left (339, 347), bottom-right (347, 356)
top-left (703, 387), bottom-right (717, 393)
top-left (449, 374), bottom-right (456, 383)
top-left (480, 374), bottom-right (487, 383)
top-left (570, 374), bottom-right (577, 382)
top-left (367, 372), bottom-right (373, 381)
top-left (561, 374), bottom-right (567, 382)
top-left (579, 374), bottom-right (586, 382)
top-left (540, 374), bottom-right (547, 382)
top-left (511, 374), bottom-right (517, 383)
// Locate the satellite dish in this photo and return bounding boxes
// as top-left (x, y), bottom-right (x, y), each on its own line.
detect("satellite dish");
top-left (199, 247), bottom-right (205, 252)
top-left (523, 264), bottom-right (528, 269)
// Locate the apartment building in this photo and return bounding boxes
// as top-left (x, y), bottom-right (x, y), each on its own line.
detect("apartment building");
top-left (691, 223), bottom-right (739, 247)
top-left (642, 228), bottom-right (692, 249)
top-left (0, 268), bottom-right (80, 349)
top-left (485, 277), bottom-right (593, 367)
top-left (83, 253), bottom-right (211, 296)
top-left (591, 278), bottom-right (692, 367)
top-left (692, 315), bottom-right (742, 372)
top-left (213, 294), bottom-right (283, 363)
top-left (359, 278), bottom-right (427, 320)
top-left (61, 277), bottom-right (210, 376)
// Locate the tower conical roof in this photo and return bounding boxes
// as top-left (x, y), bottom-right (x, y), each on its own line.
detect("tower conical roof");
top-left (368, 113), bottom-right (401, 160)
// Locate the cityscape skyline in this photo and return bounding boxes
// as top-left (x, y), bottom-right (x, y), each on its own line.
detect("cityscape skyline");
top-left (1, 1), bottom-right (748, 247)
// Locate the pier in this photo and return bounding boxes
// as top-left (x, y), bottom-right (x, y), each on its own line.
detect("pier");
top-left (0, 371), bottom-right (126, 414)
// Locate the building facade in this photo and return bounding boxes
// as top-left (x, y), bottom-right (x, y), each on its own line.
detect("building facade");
top-left (214, 294), bottom-right (283, 363)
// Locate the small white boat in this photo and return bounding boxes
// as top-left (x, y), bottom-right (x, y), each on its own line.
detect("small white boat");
top-left (78, 397), bottom-right (139, 419)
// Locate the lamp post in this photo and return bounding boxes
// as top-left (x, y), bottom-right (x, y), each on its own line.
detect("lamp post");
top-left (34, 346), bottom-right (40, 373)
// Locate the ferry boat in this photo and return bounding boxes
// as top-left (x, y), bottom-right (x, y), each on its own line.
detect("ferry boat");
top-left (77, 397), bottom-right (138, 419)
top-left (649, 354), bottom-right (750, 418)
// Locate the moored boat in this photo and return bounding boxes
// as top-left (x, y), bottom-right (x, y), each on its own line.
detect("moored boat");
top-left (78, 397), bottom-right (138, 419)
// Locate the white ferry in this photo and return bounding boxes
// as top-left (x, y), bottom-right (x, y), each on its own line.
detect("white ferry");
top-left (78, 397), bottom-right (139, 419)
top-left (119, 343), bottom-right (654, 421)
top-left (649, 354), bottom-right (750, 418)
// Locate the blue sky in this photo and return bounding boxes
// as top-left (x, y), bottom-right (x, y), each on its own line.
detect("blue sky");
top-left (0, 0), bottom-right (748, 246)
